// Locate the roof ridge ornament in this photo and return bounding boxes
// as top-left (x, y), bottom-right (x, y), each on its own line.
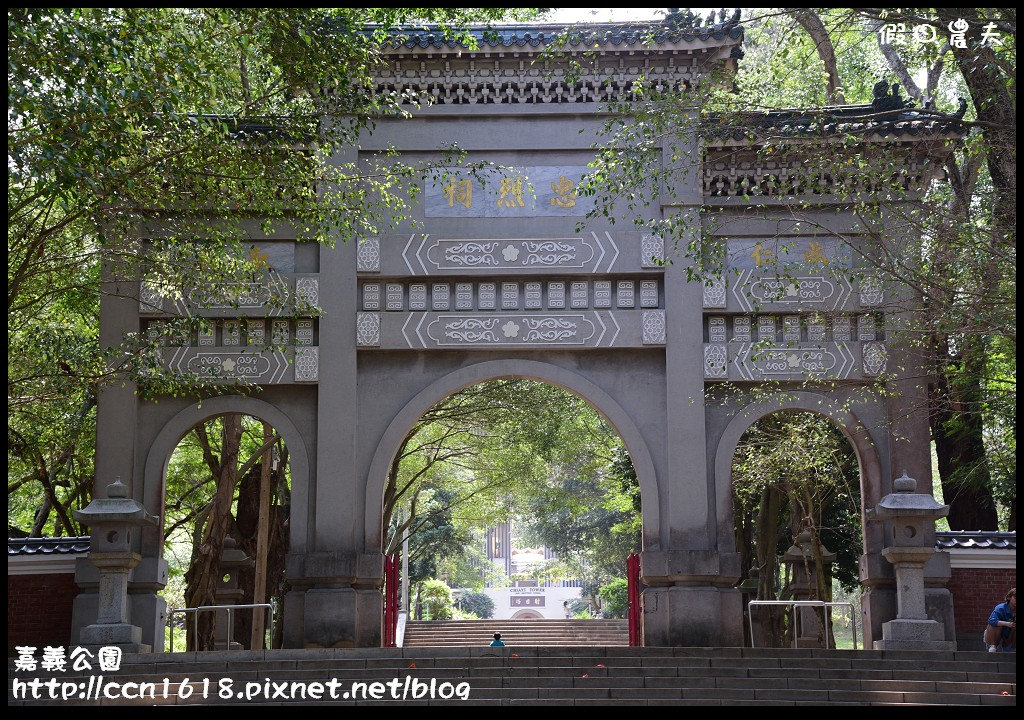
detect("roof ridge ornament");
top-left (871, 78), bottom-right (915, 111)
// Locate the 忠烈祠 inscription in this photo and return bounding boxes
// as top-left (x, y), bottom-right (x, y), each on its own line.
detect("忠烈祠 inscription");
top-left (425, 166), bottom-right (594, 217)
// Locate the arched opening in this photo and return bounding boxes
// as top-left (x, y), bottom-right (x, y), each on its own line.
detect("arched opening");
top-left (510, 610), bottom-right (545, 620)
top-left (150, 404), bottom-right (304, 652)
top-left (370, 366), bottom-right (654, 646)
top-left (730, 409), bottom-right (864, 649)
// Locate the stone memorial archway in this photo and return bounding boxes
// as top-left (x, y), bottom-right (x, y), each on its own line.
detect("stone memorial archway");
top-left (75, 15), bottom-right (957, 650)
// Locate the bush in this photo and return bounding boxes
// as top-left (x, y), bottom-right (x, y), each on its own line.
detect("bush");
top-left (420, 579), bottom-right (454, 620)
top-left (455, 590), bottom-right (495, 619)
top-left (598, 578), bottom-right (629, 619)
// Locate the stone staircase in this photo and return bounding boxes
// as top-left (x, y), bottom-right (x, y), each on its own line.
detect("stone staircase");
top-left (403, 619), bottom-right (629, 647)
top-left (8, 647), bottom-right (1015, 706)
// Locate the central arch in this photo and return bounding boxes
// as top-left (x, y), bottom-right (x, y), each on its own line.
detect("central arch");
top-left (363, 359), bottom-right (664, 552)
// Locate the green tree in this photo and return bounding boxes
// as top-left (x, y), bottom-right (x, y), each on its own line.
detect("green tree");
top-left (572, 8), bottom-right (1015, 530)
top-left (732, 411), bottom-right (862, 646)
top-left (598, 578), bottom-right (629, 619)
top-left (8, 7), bottom-right (542, 536)
top-left (418, 579), bottom-right (455, 621)
top-left (455, 590), bottom-right (495, 619)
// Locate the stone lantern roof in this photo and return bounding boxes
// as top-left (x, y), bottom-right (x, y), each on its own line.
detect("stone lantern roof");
top-left (874, 471), bottom-right (950, 519)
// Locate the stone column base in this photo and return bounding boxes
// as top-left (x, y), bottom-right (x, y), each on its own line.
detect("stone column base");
top-left (642, 585), bottom-right (743, 647)
top-left (873, 619), bottom-right (956, 651)
top-left (301, 587), bottom-right (382, 648)
top-left (80, 621), bottom-right (150, 653)
top-left (284, 551), bottom-right (385, 648)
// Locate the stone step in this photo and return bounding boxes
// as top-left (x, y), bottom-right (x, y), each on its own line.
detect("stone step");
top-left (403, 618), bottom-right (629, 647)
top-left (9, 686), bottom-right (1016, 707)
top-left (8, 648), bottom-right (1013, 706)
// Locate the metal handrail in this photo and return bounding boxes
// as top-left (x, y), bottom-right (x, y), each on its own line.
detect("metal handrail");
top-left (747, 600), bottom-right (857, 650)
top-left (168, 603), bottom-right (273, 652)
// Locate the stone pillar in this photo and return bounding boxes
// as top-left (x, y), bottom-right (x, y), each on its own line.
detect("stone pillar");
top-left (871, 472), bottom-right (956, 650)
top-left (640, 550), bottom-right (744, 647)
top-left (73, 478), bottom-right (157, 652)
top-left (643, 122), bottom-right (742, 647)
top-left (781, 529), bottom-right (837, 648)
top-left (287, 551), bottom-right (383, 648)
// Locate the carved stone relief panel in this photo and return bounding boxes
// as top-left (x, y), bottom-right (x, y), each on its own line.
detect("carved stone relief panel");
top-left (703, 276), bottom-right (727, 308)
top-left (807, 315), bottom-right (827, 343)
top-left (616, 280), bottom-right (635, 309)
top-left (409, 284), bottom-right (427, 311)
top-left (708, 317), bottom-right (727, 343)
top-left (294, 347), bottom-right (319, 382)
top-left (570, 282), bottom-right (588, 309)
top-left (386, 283), bottom-right (404, 311)
top-left (641, 234), bottom-right (664, 268)
top-left (783, 315), bottom-right (801, 343)
top-left (833, 316), bottom-right (852, 341)
top-left (862, 341), bottom-right (887, 376)
top-left (547, 281), bottom-right (565, 309)
top-left (704, 344), bottom-right (728, 378)
top-left (860, 276), bottom-right (883, 306)
top-left (432, 283), bottom-right (450, 311)
top-left (223, 320), bottom-right (241, 346)
top-left (295, 320), bottom-right (314, 346)
top-left (478, 282), bottom-right (496, 310)
top-left (642, 311), bottom-right (666, 345)
top-left (640, 280), bottom-right (659, 308)
top-left (733, 316), bottom-right (752, 342)
top-left (858, 314), bottom-right (877, 341)
top-left (272, 320), bottom-right (290, 345)
top-left (357, 238), bottom-right (380, 272)
top-left (502, 282), bottom-right (519, 310)
top-left (525, 282), bottom-right (543, 309)
top-left (363, 283), bottom-right (381, 311)
top-left (247, 320), bottom-right (266, 346)
top-left (356, 312), bottom-right (381, 347)
top-left (455, 283), bottom-right (473, 311)
top-left (198, 324), bottom-right (216, 347)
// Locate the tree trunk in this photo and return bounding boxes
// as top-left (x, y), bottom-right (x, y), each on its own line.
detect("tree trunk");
top-left (184, 413), bottom-right (242, 650)
top-left (930, 337), bottom-right (999, 530)
top-left (793, 9), bottom-right (845, 104)
top-left (935, 9), bottom-right (1016, 236)
top-left (250, 422), bottom-right (274, 649)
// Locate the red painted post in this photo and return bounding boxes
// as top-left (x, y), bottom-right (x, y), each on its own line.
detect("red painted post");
top-left (627, 553), bottom-right (641, 646)
top-left (383, 552), bottom-right (399, 647)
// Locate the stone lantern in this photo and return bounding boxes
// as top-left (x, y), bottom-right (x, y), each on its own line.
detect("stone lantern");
top-left (211, 537), bottom-right (254, 650)
top-left (73, 477), bottom-right (157, 652)
top-left (782, 528), bottom-right (837, 648)
top-left (871, 471), bottom-right (955, 650)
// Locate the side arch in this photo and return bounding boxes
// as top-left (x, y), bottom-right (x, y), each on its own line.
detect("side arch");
top-left (363, 359), bottom-right (664, 551)
top-left (142, 395), bottom-right (311, 552)
top-left (711, 391), bottom-right (885, 555)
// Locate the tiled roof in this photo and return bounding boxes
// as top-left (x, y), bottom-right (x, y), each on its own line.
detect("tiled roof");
top-left (375, 11), bottom-right (743, 51)
top-left (936, 531), bottom-right (1016, 550)
top-left (8, 536), bottom-right (91, 556)
top-left (704, 85), bottom-right (967, 143)
top-left (704, 107), bottom-right (966, 143)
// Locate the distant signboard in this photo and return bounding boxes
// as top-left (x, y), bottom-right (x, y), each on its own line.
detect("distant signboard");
top-left (510, 596), bottom-right (545, 608)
